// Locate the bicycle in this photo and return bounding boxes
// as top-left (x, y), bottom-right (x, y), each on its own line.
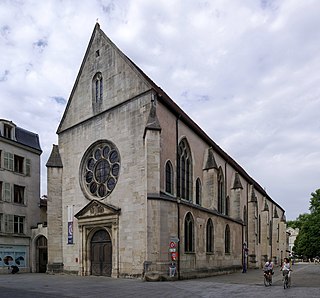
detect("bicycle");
top-left (283, 270), bottom-right (291, 289)
top-left (263, 271), bottom-right (272, 286)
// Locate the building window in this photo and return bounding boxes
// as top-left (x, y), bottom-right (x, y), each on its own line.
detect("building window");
top-left (217, 167), bottom-right (225, 213)
top-left (3, 124), bottom-right (12, 139)
top-left (0, 181), bottom-right (2, 201)
top-left (0, 247), bottom-right (26, 267)
top-left (196, 178), bottom-right (201, 205)
top-left (258, 215), bottom-right (261, 244)
top-left (243, 205), bottom-right (248, 243)
top-left (165, 161), bottom-right (173, 194)
top-left (4, 215), bottom-right (24, 234)
top-left (0, 150), bottom-right (2, 167)
top-left (225, 195), bottom-right (230, 216)
top-left (93, 72), bottom-right (103, 102)
top-left (177, 139), bottom-right (192, 201)
top-left (14, 216), bottom-right (24, 234)
top-left (80, 140), bottom-right (121, 199)
top-left (243, 205), bottom-right (247, 224)
top-left (255, 203), bottom-right (258, 244)
top-left (14, 185), bottom-right (25, 204)
top-left (206, 218), bottom-right (214, 253)
top-left (14, 155), bottom-right (24, 174)
top-left (184, 212), bottom-right (194, 252)
top-left (225, 224), bottom-right (231, 254)
top-left (269, 220), bottom-right (272, 245)
top-left (4, 152), bottom-right (13, 171)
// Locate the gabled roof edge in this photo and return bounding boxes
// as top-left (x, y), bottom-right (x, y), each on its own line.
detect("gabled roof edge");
top-left (57, 23), bottom-right (100, 134)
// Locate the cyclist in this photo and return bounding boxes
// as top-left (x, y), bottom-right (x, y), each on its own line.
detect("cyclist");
top-left (263, 259), bottom-right (274, 281)
top-left (281, 257), bottom-right (292, 285)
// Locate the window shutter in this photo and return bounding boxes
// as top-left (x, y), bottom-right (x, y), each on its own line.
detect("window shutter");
top-left (4, 182), bottom-right (11, 202)
top-left (4, 152), bottom-right (13, 170)
top-left (5, 214), bottom-right (14, 233)
top-left (26, 159), bottom-right (31, 176)
top-left (0, 213), bottom-right (3, 232)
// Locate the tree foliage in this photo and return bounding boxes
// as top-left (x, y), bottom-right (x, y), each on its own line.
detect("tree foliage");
top-left (293, 189), bottom-right (320, 258)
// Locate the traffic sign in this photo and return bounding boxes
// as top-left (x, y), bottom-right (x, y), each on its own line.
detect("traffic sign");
top-left (171, 252), bottom-right (178, 260)
top-left (169, 241), bottom-right (176, 249)
top-left (170, 237), bottom-right (179, 242)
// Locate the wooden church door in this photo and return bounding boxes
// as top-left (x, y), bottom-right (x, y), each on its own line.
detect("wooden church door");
top-left (90, 229), bottom-right (112, 276)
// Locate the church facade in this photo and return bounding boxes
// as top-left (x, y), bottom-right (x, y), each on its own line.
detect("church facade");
top-left (46, 23), bottom-right (287, 279)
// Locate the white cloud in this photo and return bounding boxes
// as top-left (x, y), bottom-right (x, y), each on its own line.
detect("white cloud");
top-left (1, 0), bottom-right (319, 220)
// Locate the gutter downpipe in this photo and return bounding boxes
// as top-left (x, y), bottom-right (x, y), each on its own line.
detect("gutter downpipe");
top-left (246, 183), bottom-right (249, 268)
top-left (176, 114), bottom-right (181, 280)
top-left (271, 204), bottom-right (273, 262)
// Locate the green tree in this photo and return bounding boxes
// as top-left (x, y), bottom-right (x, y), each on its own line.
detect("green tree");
top-left (293, 189), bottom-right (320, 258)
top-left (309, 189), bottom-right (320, 214)
top-left (287, 213), bottom-right (309, 229)
top-left (286, 220), bottom-right (298, 229)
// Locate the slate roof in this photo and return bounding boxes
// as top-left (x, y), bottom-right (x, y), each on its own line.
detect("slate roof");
top-left (15, 126), bottom-right (42, 152)
top-left (0, 120), bottom-right (42, 152)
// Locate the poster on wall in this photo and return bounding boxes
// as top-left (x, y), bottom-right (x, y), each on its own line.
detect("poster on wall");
top-left (68, 221), bottom-right (73, 244)
top-left (67, 205), bottom-right (74, 244)
top-left (0, 246), bottom-right (26, 268)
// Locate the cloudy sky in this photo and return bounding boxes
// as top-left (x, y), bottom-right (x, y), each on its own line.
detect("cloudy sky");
top-left (1, 0), bottom-right (319, 220)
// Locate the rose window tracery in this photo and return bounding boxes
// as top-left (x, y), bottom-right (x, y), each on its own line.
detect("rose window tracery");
top-left (80, 141), bottom-right (120, 199)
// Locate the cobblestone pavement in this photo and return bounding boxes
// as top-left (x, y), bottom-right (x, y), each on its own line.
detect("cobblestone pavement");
top-left (0, 263), bottom-right (319, 298)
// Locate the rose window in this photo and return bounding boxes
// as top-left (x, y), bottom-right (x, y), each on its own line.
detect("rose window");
top-left (80, 141), bottom-right (120, 199)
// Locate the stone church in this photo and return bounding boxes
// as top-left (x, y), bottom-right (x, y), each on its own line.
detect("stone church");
top-left (46, 23), bottom-right (287, 279)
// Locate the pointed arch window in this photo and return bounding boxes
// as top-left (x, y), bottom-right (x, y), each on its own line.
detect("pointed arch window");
top-left (93, 72), bottom-right (103, 102)
top-left (243, 206), bottom-right (247, 243)
top-left (225, 224), bottom-right (231, 254)
top-left (225, 195), bottom-right (230, 216)
top-left (255, 202), bottom-right (259, 244)
top-left (195, 178), bottom-right (201, 205)
top-left (269, 220), bottom-right (272, 245)
top-left (258, 215), bottom-right (261, 244)
top-left (217, 167), bottom-right (225, 213)
top-left (206, 218), bottom-right (214, 253)
top-left (165, 160), bottom-right (173, 194)
top-left (177, 139), bottom-right (192, 201)
top-left (243, 205), bottom-right (247, 224)
top-left (184, 212), bottom-right (194, 252)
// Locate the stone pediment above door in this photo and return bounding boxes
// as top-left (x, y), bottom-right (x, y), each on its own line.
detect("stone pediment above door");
top-left (75, 200), bottom-right (121, 220)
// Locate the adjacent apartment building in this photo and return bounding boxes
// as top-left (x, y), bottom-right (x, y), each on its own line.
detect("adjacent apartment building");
top-left (0, 119), bottom-right (42, 273)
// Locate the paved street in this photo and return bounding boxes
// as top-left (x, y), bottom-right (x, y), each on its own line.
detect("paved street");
top-left (0, 263), bottom-right (319, 297)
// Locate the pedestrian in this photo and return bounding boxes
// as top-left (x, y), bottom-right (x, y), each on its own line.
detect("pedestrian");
top-left (169, 262), bottom-right (176, 277)
top-left (11, 265), bottom-right (19, 274)
top-left (242, 246), bottom-right (248, 273)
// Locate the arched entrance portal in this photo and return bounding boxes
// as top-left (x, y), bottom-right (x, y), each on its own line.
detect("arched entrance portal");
top-left (90, 229), bottom-right (112, 276)
top-left (36, 236), bottom-right (48, 273)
